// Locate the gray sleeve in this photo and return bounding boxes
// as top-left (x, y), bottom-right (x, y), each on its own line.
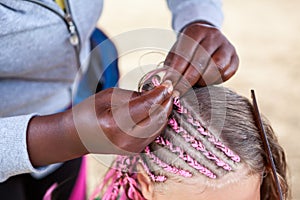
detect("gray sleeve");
top-left (0, 114), bottom-right (50, 182)
top-left (167, 0), bottom-right (224, 32)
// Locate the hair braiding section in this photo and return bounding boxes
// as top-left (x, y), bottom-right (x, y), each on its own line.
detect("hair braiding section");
top-left (154, 135), bottom-right (217, 178)
top-left (167, 117), bottom-right (232, 172)
top-left (139, 155), bottom-right (167, 182)
top-left (139, 77), bottom-right (243, 184)
top-left (91, 155), bottom-right (145, 200)
top-left (144, 145), bottom-right (193, 178)
top-left (95, 71), bottom-right (289, 199)
top-left (173, 97), bottom-right (240, 163)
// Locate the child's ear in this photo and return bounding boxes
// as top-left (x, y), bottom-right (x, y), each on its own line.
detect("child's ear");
top-left (137, 163), bottom-right (154, 200)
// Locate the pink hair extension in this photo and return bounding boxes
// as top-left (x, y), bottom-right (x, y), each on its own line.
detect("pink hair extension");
top-left (152, 76), bottom-right (161, 87)
top-left (91, 156), bottom-right (145, 200)
top-left (139, 157), bottom-right (167, 182)
top-left (144, 146), bottom-right (193, 178)
top-left (121, 173), bottom-right (145, 200)
top-left (173, 97), bottom-right (241, 163)
top-left (149, 76), bottom-right (235, 170)
top-left (168, 117), bottom-right (232, 171)
top-left (155, 136), bottom-right (217, 179)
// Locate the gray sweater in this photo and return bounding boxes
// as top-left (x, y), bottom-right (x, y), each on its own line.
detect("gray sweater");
top-left (0, 0), bottom-right (223, 182)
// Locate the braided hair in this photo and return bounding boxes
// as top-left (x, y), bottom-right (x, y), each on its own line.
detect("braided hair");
top-left (92, 77), bottom-right (289, 200)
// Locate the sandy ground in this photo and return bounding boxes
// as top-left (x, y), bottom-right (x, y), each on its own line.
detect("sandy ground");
top-left (87, 0), bottom-right (300, 199)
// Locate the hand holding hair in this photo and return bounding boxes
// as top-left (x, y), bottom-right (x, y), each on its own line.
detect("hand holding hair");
top-left (164, 21), bottom-right (239, 95)
top-left (27, 83), bottom-right (173, 167)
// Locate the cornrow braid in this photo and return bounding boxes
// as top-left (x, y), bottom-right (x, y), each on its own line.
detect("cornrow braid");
top-left (173, 97), bottom-right (241, 163)
top-left (168, 117), bottom-right (232, 172)
top-left (139, 156), bottom-right (167, 182)
top-left (144, 146), bottom-right (193, 178)
top-left (154, 136), bottom-right (217, 179)
top-left (94, 74), bottom-right (289, 200)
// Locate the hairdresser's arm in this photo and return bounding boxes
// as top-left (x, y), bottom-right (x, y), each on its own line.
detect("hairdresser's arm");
top-left (27, 84), bottom-right (173, 167)
top-left (0, 84), bottom-right (172, 182)
top-left (165, 0), bottom-right (239, 94)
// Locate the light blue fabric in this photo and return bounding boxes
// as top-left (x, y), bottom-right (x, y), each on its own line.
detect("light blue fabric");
top-left (0, 0), bottom-right (223, 182)
top-left (0, 0), bottom-right (102, 182)
top-left (167, 0), bottom-right (223, 31)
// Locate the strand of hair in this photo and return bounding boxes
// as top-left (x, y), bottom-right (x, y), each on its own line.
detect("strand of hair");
top-left (168, 117), bottom-right (232, 171)
top-left (173, 97), bottom-right (241, 163)
top-left (155, 136), bottom-right (217, 179)
top-left (144, 146), bottom-right (193, 178)
top-left (139, 157), bottom-right (167, 182)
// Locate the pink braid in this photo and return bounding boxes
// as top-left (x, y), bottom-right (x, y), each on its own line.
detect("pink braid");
top-left (144, 146), bottom-right (192, 178)
top-left (155, 136), bottom-right (217, 179)
top-left (151, 76), bottom-right (239, 163)
top-left (139, 158), bottom-right (167, 182)
top-left (173, 97), bottom-right (241, 163)
top-left (91, 156), bottom-right (145, 200)
top-left (152, 76), bottom-right (161, 87)
top-left (168, 118), bottom-right (232, 171)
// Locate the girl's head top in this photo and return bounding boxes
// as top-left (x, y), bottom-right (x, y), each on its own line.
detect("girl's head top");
top-left (93, 77), bottom-right (289, 200)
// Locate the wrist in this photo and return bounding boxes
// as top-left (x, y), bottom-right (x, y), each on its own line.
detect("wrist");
top-left (62, 110), bottom-right (89, 157)
top-left (27, 111), bottom-right (87, 167)
top-left (180, 20), bottom-right (217, 33)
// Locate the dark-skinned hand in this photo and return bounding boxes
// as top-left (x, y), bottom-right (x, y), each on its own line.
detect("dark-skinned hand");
top-left (164, 21), bottom-right (239, 95)
top-left (27, 82), bottom-right (173, 166)
top-left (70, 83), bottom-right (173, 154)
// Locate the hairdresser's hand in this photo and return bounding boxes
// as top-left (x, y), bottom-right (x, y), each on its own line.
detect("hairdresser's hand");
top-left (69, 83), bottom-right (173, 155)
top-left (27, 83), bottom-right (173, 166)
top-left (164, 21), bottom-right (239, 94)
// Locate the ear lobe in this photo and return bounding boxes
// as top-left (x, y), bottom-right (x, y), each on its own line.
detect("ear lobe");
top-left (137, 163), bottom-right (154, 200)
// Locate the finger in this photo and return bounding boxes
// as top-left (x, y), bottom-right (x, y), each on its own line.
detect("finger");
top-left (198, 46), bottom-right (232, 86)
top-left (132, 96), bottom-right (173, 137)
top-left (164, 31), bottom-right (205, 86)
top-left (105, 96), bottom-right (173, 154)
top-left (128, 96), bottom-right (173, 152)
top-left (109, 88), bottom-right (140, 107)
top-left (95, 88), bottom-right (140, 107)
top-left (174, 41), bottom-right (220, 94)
top-left (112, 85), bottom-right (172, 131)
top-left (129, 85), bottom-right (172, 123)
top-left (222, 54), bottom-right (239, 82)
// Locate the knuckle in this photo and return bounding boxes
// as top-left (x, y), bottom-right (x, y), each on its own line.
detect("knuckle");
top-left (223, 41), bottom-right (235, 52)
top-left (191, 56), bottom-right (208, 69)
top-left (209, 27), bottom-right (220, 35)
top-left (186, 70), bottom-right (200, 84)
top-left (213, 57), bottom-right (226, 71)
top-left (182, 26), bottom-right (204, 41)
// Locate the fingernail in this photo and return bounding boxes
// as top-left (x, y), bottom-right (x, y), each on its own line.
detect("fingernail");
top-left (172, 90), bottom-right (180, 98)
top-left (161, 80), bottom-right (173, 94)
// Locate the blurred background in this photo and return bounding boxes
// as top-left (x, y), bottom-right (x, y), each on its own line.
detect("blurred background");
top-left (87, 0), bottom-right (300, 198)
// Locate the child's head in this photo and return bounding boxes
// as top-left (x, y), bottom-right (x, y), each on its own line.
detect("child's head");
top-left (93, 85), bottom-right (289, 200)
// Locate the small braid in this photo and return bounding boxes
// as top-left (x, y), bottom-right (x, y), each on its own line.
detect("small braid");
top-left (144, 146), bottom-right (192, 178)
top-left (139, 156), bottom-right (167, 182)
top-left (168, 117), bottom-right (232, 172)
top-left (155, 136), bottom-right (217, 178)
top-left (173, 97), bottom-right (241, 163)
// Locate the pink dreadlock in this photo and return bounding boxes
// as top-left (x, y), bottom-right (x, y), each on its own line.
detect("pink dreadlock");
top-left (92, 75), bottom-right (241, 200)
